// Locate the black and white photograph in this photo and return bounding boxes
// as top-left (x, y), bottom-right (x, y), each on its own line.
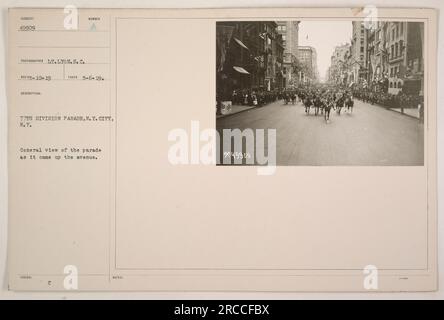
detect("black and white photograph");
top-left (216, 20), bottom-right (425, 166)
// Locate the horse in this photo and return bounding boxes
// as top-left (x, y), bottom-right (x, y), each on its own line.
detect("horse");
top-left (345, 96), bottom-right (354, 113)
top-left (336, 96), bottom-right (344, 115)
top-left (304, 97), bottom-right (312, 115)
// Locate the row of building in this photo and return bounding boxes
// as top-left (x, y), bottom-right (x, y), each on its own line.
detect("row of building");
top-left (327, 21), bottom-right (424, 96)
top-left (216, 21), bottom-right (319, 101)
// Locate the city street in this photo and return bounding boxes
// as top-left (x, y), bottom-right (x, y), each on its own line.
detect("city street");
top-left (216, 99), bottom-right (424, 166)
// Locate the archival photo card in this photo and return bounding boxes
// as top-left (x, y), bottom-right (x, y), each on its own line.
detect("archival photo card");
top-left (7, 7), bottom-right (437, 292)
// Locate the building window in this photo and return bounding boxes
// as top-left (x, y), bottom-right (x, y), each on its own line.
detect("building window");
top-left (400, 23), bottom-right (403, 35)
top-left (360, 46), bottom-right (364, 53)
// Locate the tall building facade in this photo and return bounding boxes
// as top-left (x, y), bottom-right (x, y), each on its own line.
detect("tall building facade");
top-left (327, 21), bottom-right (423, 96)
top-left (276, 21), bottom-right (299, 57)
top-left (298, 46), bottom-right (319, 83)
top-left (216, 21), bottom-right (285, 100)
top-left (387, 22), bottom-right (424, 95)
top-left (366, 21), bottom-right (390, 92)
top-left (350, 21), bottom-right (368, 84)
top-left (276, 21), bottom-right (300, 88)
top-left (328, 43), bottom-right (351, 85)
top-left (365, 21), bottom-right (423, 94)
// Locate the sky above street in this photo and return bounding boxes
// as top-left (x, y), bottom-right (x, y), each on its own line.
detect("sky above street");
top-left (298, 20), bottom-right (353, 82)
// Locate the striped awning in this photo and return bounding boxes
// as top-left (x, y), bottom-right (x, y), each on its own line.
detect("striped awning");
top-left (233, 66), bottom-right (250, 74)
top-left (233, 37), bottom-right (249, 50)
